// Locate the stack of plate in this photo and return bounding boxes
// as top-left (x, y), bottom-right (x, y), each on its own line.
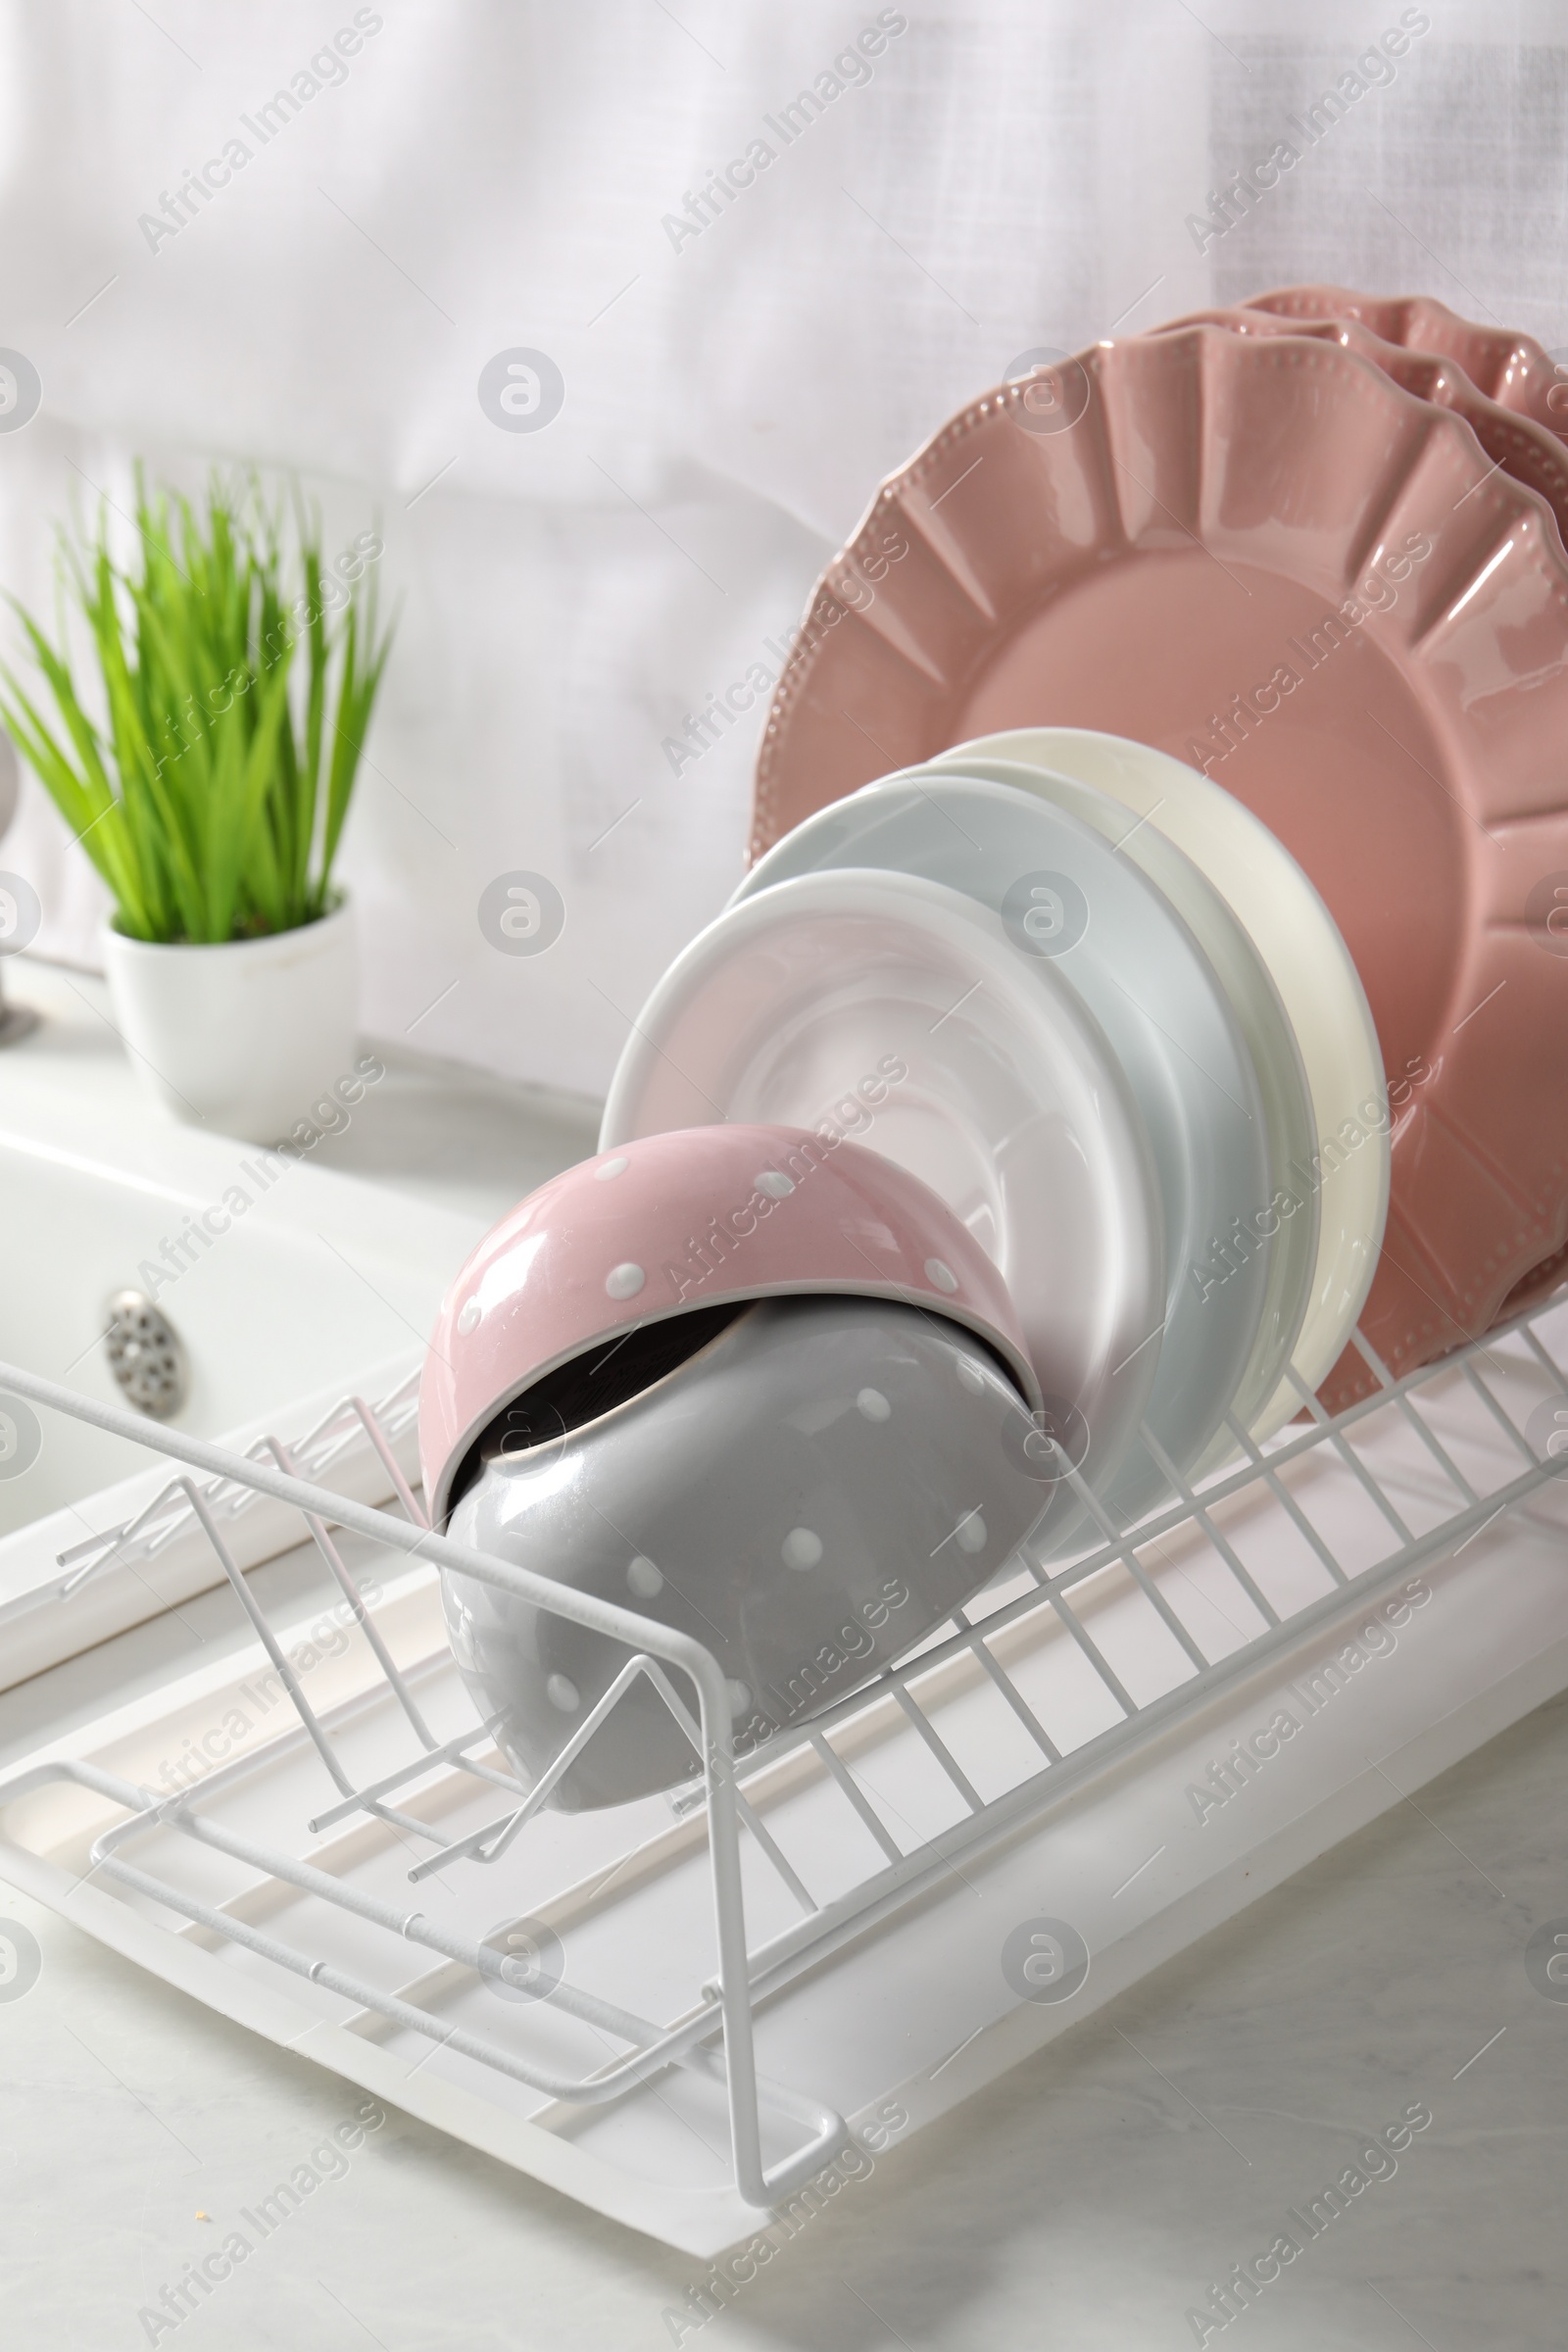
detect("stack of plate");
top-left (602, 729), bottom-right (1388, 1542)
top-left (733, 284), bottom-right (1568, 1424)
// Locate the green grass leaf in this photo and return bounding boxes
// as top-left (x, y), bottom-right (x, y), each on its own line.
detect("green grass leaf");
top-left (1, 471), bottom-right (391, 945)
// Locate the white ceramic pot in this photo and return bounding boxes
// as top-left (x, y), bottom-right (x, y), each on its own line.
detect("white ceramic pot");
top-left (102, 897), bottom-right (359, 1144)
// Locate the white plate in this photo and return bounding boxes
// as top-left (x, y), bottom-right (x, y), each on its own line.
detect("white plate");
top-left (730, 776), bottom-right (1274, 1525)
top-left (919, 752), bottom-right (1319, 1452)
top-left (602, 866), bottom-right (1164, 1547)
top-left (937, 730), bottom-right (1389, 1420)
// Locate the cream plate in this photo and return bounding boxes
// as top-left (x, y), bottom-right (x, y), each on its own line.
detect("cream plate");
top-left (919, 748), bottom-right (1319, 1452)
top-left (939, 730), bottom-right (1388, 1426)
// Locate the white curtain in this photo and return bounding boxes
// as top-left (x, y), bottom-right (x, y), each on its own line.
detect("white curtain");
top-left (2, 0), bottom-right (1562, 1100)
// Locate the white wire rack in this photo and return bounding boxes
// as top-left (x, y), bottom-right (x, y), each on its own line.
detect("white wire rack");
top-left (48, 1365), bottom-right (422, 1598)
top-left (1, 1294), bottom-right (1566, 2223)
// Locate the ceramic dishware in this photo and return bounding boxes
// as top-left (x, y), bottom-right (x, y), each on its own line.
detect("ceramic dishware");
top-left (1159, 303), bottom-right (1568, 553)
top-left (726, 778), bottom-right (1274, 1518)
top-left (443, 1293), bottom-right (1058, 1808)
top-left (420, 1119), bottom-right (1042, 1531)
top-left (1245, 282), bottom-right (1568, 446)
top-left (751, 325), bottom-right (1568, 1404)
top-left (925, 728), bottom-right (1389, 1433)
top-left (599, 869), bottom-right (1164, 1545)
top-left (913, 748), bottom-right (1320, 1452)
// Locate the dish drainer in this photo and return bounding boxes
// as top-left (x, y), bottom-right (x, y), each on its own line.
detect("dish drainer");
top-left (2, 1292), bottom-right (1567, 2255)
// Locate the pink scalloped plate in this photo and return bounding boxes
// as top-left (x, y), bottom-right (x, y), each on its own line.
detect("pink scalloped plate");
top-left (1158, 305), bottom-right (1568, 554)
top-left (751, 325), bottom-right (1568, 1410)
top-left (1248, 283), bottom-right (1568, 448)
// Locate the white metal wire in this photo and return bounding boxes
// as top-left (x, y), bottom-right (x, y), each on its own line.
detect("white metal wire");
top-left (53, 1372), bottom-right (422, 1596)
top-left (2, 1290), bottom-right (1566, 2210)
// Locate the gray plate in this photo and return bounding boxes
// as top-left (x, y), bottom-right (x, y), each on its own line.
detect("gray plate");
top-left (733, 772), bottom-right (1272, 1526)
top-left (920, 753), bottom-right (1319, 1458)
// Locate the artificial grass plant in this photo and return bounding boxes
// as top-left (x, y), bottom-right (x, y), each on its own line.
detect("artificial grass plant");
top-left (0, 470), bottom-right (391, 944)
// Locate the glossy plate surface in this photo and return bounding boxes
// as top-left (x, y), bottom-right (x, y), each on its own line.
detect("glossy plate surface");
top-left (752, 327), bottom-right (1568, 1405)
top-left (1246, 282), bottom-right (1568, 447)
top-left (603, 865), bottom-right (1165, 1544)
top-left (732, 781), bottom-right (1272, 1518)
top-left (929, 728), bottom-right (1387, 1432)
top-left (918, 748), bottom-right (1319, 1449)
top-left (1162, 304), bottom-right (1568, 553)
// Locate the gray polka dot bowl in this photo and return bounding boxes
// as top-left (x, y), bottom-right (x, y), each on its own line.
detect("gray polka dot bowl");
top-left (417, 1123), bottom-right (1041, 1536)
top-left (440, 1294), bottom-right (1054, 1809)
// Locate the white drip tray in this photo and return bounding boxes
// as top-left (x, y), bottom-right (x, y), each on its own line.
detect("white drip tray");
top-left (1, 1299), bottom-right (1566, 2256)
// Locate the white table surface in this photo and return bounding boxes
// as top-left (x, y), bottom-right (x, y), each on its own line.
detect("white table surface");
top-left (2, 1676), bottom-right (1562, 2351)
top-left (1, 956), bottom-right (603, 1226)
top-left (1, 956), bottom-right (1564, 2350)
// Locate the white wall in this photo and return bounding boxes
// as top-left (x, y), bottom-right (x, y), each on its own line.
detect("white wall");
top-left (1, 0), bottom-right (1562, 1101)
